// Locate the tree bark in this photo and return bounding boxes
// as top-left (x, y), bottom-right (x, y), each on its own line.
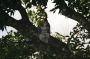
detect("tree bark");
top-left (4, 5), bottom-right (70, 58)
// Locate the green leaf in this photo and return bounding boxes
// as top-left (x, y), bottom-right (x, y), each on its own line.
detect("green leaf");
top-left (28, 10), bottom-right (32, 16)
top-left (80, 0), bottom-right (85, 4)
top-left (22, 0), bottom-right (30, 4)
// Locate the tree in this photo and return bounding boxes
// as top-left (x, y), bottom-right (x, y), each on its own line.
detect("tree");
top-left (51, 0), bottom-right (90, 34)
top-left (0, 0), bottom-right (90, 59)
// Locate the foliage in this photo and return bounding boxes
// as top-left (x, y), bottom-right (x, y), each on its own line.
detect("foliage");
top-left (51, 0), bottom-right (90, 17)
top-left (66, 23), bottom-right (90, 59)
top-left (0, 24), bottom-right (90, 59)
top-left (0, 31), bottom-right (35, 59)
top-left (0, 0), bottom-right (90, 59)
top-left (28, 6), bottom-right (47, 27)
top-left (0, 31), bottom-right (67, 59)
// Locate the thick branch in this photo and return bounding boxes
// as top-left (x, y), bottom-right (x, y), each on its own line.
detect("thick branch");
top-left (6, 16), bottom-right (20, 29)
top-left (6, 15), bottom-right (37, 37)
top-left (17, 4), bottom-right (29, 22)
top-left (60, 4), bottom-right (90, 34)
top-left (5, 14), bottom-right (70, 57)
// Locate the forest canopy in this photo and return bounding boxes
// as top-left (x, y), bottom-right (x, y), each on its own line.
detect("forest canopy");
top-left (0, 0), bottom-right (90, 59)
